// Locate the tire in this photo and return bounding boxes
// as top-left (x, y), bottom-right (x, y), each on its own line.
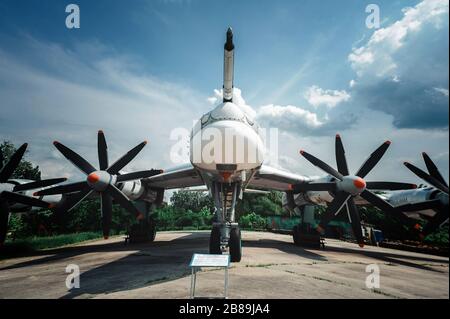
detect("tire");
top-left (293, 225), bottom-right (300, 245)
top-left (209, 226), bottom-right (222, 254)
top-left (129, 219), bottom-right (156, 243)
top-left (147, 218), bottom-right (156, 242)
top-left (229, 227), bottom-right (242, 262)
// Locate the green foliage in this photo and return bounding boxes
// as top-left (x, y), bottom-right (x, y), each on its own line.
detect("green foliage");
top-left (0, 141), bottom-right (41, 180)
top-left (424, 225), bottom-right (449, 247)
top-left (236, 191), bottom-right (284, 219)
top-left (154, 194), bottom-right (213, 230)
top-left (239, 212), bottom-right (267, 230)
top-left (4, 232), bottom-right (104, 251)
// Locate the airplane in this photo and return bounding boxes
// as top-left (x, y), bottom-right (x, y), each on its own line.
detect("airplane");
top-left (386, 153), bottom-right (449, 238)
top-left (1, 28), bottom-right (443, 262)
top-left (0, 143), bottom-right (67, 244)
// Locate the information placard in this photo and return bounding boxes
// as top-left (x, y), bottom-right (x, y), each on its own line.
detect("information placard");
top-left (189, 254), bottom-right (230, 267)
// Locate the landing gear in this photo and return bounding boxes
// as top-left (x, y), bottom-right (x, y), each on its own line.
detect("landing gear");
top-left (229, 226), bottom-right (242, 262)
top-left (128, 217), bottom-right (156, 244)
top-left (209, 225), bottom-right (221, 254)
top-left (292, 206), bottom-right (324, 249)
top-left (208, 182), bottom-right (243, 262)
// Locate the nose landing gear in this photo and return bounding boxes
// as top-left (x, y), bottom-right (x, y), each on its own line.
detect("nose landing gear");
top-left (209, 182), bottom-right (242, 262)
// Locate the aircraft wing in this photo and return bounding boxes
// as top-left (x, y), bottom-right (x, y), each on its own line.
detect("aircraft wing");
top-left (142, 163), bottom-right (205, 189)
top-left (246, 164), bottom-right (309, 191)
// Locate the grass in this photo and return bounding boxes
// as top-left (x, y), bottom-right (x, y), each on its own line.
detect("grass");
top-left (2, 232), bottom-right (105, 253)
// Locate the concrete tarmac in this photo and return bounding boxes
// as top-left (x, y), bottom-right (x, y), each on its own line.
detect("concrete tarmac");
top-left (0, 231), bottom-right (448, 299)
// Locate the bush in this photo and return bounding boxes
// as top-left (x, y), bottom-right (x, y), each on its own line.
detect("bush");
top-left (239, 212), bottom-right (267, 230)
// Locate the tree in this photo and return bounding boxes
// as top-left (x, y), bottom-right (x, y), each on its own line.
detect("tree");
top-left (0, 141), bottom-right (41, 180)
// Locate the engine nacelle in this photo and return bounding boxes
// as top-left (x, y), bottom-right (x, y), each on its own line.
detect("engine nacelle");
top-left (117, 179), bottom-right (164, 206)
top-left (282, 176), bottom-right (336, 212)
top-left (387, 187), bottom-right (441, 207)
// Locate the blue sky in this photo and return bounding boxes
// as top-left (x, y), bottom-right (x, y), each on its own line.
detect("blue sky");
top-left (0, 0), bottom-right (448, 183)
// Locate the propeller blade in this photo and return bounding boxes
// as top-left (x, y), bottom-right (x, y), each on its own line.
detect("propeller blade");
top-left (292, 182), bottom-right (337, 193)
top-left (346, 198), bottom-right (365, 247)
top-left (396, 199), bottom-right (442, 212)
top-left (300, 150), bottom-right (343, 180)
top-left (356, 141), bottom-right (391, 178)
top-left (335, 134), bottom-right (349, 176)
top-left (422, 152), bottom-right (448, 188)
top-left (0, 148), bottom-right (3, 170)
top-left (106, 184), bottom-right (144, 220)
top-left (317, 191), bottom-right (351, 232)
top-left (422, 210), bottom-right (449, 237)
top-left (98, 130), bottom-right (109, 171)
top-left (14, 178), bottom-right (67, 192)
top-left (0, 143), bottom-right (27, 183)
top-left (360, 189), bottom-right (399, 216)
top-left (365, 181), bottom-right (417, 191)
top-left (0, 200), bottom-right (9, 245)
top-left (1, 191), bottom-right (50, 208)
top-left (116, 169), bottom-right (163, 183)
top-left (404, 162), bottom-right (449, 194)
top-left (62, 187), bottom-right (93, 212)
top-left (53, 141), bottom-right (96, 175)
top-left (107, 141), bottom-right (147, 175)
top-left (34, 181), bottom-right (86, 196)
top-left (101, 192), bottom-right (113, 239)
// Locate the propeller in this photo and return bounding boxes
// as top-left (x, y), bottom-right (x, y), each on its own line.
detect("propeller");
top-left (35, 131), bottom-right (163, 239)
top-left (0, 144), bottom-right (64, 245)
top-left (400, 152), bottom-right (449, 237)
top-left (297, 134), bottom-right (416, 247)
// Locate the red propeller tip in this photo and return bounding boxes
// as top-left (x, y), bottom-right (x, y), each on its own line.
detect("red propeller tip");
top-left (159, 169), bottom-right (164, 173)
top-left (300, 150), bottom-right (305, 155)
top-left (98, 130), bottom-right (104, 134)
top-left (48, 204), bottom-right (55, 209)
top-left (136, 212), bottom-right (145, 220)
top-left (336, 134), bottom-right (341, 138)
top-left (87, 173), bottom-right (100, 184)
top-left (33, 192), bottom-right (39, 196)
top-left (104, 236), bottom-right (109, 240)
top-left (414, 223), bottom-right (422, 231)
top-left (411, 184), bottom-right (417, 189)
top-left (358, 243), bottom-right (365, 248)
top-left (288, 184), bottom-right (293, 190)
top-left (353, 178), bottom-right (366, 189)
top-left (385, 140), bottom-right (392, 145)
top-left (144, 140), bottom-right (148, 145)
top-left (53, 141), bottom-right (60, 145)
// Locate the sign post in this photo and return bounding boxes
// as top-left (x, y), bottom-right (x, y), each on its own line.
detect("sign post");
top-left (189, 254), bottom-right (230, 299)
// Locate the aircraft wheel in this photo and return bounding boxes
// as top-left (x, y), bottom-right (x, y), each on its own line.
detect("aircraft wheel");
top-left (209, 226), bottom-right (222, 254)
top-left (229, 226), bottom-right (242, 262)
top-left (147, 217), bottom-right (156, 242)
top-left (293, 225), bottom-right (300, 245)
top-left (0, 201), bottom-right (9, 245)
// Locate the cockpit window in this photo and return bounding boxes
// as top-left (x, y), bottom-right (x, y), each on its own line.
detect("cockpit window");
top-left (201, 113), bottom-right (210, 125)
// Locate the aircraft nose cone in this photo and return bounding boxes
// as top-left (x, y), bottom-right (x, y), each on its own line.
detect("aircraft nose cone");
top-left (353, 177), bottom-right (366, 189)
top-left (87, 173), bottom-right (100, 184)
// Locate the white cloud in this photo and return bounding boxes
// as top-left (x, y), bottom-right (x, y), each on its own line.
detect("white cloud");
top-left (347, 0), bottom-right (449, 129)
top-left (207, 87), bottom-right (257, 118)
top-left (257, 104), bottom-right (323, 128)
top-left (434, 87), bottom-right (449, 97)
top-left (304, 85), bottom-right (351, 108)
top-left (349, 0), bottom-right (449, 79)
top-left (0, 36), bottom-right (207, 181)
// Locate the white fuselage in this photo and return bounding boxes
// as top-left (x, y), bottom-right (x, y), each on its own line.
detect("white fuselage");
top-left (190, 102), bottom-right (265, 183)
